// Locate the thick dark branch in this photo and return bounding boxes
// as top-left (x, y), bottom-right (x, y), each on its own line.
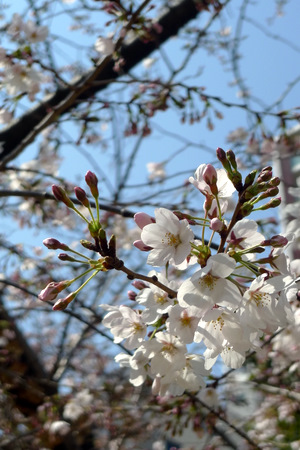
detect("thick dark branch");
top-left (0, 0), bottom-right (210, 167)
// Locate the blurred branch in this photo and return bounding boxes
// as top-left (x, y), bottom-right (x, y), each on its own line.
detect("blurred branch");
top-left (0, 0), bottom-right (219, 167)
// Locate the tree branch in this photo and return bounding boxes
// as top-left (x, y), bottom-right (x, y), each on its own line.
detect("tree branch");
top-left (0, 0), bottom-right (214, 167)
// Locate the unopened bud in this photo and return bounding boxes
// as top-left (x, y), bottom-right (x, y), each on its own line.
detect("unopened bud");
top-left (216, 147), bottom-right (227, 163)
top-left (257, 167), bottom-right (272, 183)
top-left (239, 202), bottom-right (254, 218)
top-left (74, 187), bottom-right (90, 207)
top-left (53, 293), bottom-right (76, 311)
top-left (127, 290), bottom-right (137, 301)
top-left (38, 280), bottom-right (71, 302)
top-left (203, 164), bottom-right (218, 191)
top-left (256, 187), bottom-right (279, 202)
top-left (85, 171), bottom-right (99, 198)
top-left (226, 150), bottom-right (238, 171)
top-left (216, 147), bottom-right (232, 173)
top-left (80, 240), bottom-right (97, 252)
top-left (210, 218), bottom-right (224, 232)
top-left (133, 240), bottom-right (152, 251)
top-left (244, 170), bottom-right (257, 189)
top-left (261, 235), bottom-right (288, 247)
top-left (108, 234), bottom-right (116, 257)
top-left (268, 177), bottom-right (280, 187)
top-left (259, 197), bottom-right (281, 210)
top-left (173, 211), bottom-right (197, 225)
top-left (134, 212), bottom-right (155, 229)
top-left (52, 185), bottom-right (74, 208)
top-left (43, 238), bottom-right (69, 251)
top-left (132, 280), bottom-right (147, 290)
top-left (58, 253), bottom-right (77, 262)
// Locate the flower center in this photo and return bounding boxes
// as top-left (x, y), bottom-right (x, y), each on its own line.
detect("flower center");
top-left (211, 314), bottom-right (225, 331)
top-left (162, 232), bottom-right (181, 248)
top-left (198, 273), bottom-right (217, 291)
top-left (133, 322), bottom-right (143, 333)
top-left (249, 291), bottom-right (270, 307)
top-left (154, 292), bottom-right (168, 305)
top-left (180, 312), bottom-right (192, 328)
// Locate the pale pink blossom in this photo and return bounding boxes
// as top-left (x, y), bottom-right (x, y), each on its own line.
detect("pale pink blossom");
top-left (147, 162), bottom-right (166, 181)
top-left (166, 304), bottom-right (202, 343)
top-left (177, 254), bottom-right (241, 313)
top-left (101, 304), bottom-right (147, 350)
top-left (95, 37), bottom-right (115, 56)
top-left (136, 270), bottom-right (176, 323)
top-left (23, 20), bottom-right (48, 43)
top-left (141, 208), bottom-right (194, 267)
top-left (227, 218), bottom-right (265, 250)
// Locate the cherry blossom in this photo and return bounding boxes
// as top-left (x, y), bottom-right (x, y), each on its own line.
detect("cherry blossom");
top-left (141, 208), bottom-right (194, 266)
top-left (148, 332), bottom-right (187, 377)
top-left (136, 270), bottom-right (176, 323)
top-left (101, 304), bottom-right (147, 350)
top-left (166, 304), bottom-right (202, 343)
top-left (227, 218), bottom-right (265, 250)
top-left (177, 254), bottom-right (241, 314)
top-left (195, 308), bottom-right (253, 369)
top-left (239, 274), bottom-right (293, 332)
top-left (94, 37), bottom-right (115, 56)
top-left (23, 20), bottom-right (48, 43)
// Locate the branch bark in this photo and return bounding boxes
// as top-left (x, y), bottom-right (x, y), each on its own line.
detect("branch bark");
top-left (0, 0), bottom-right (212, 167)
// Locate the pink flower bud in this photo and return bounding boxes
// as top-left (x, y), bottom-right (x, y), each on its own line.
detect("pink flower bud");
top-left (52, 185), bottom-right (74, 208)
top-left (132, 280), bottom-right (147, 290)
top-left (85, 171), bottom-right (99, 198)
top-left (210, 218), bottom-right (224, 232)
top-left (216, 147), bottom-right (226, 162)
top-left (53, 293), bottom-right (76, 311)
top-left (74, 187), bottom-right (90, 207)
top-left (133, 240), bottom-right (152, 252)
top-left (134, 212), bottom-right (155, 229)
top-left (127, 290), bottom-right (137, 301)
top-left (58, 253), bottom-right (77, 262)
top-left (38, 280), bottom-right (71, 302)
top-left (203, 164), bottom-right (217, 187)
top-left (261, 235), bottom-right (288, 248)
top-left (43, 238), bottom-right (69, 251)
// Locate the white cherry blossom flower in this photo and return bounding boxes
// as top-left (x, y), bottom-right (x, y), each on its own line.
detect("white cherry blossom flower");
top-left (166, 304), bottom-right (202, 343)
top-left (195, 308), bottom-right (252, 369)
top-left (141, 208), bottom-right (194, 267)
top-left (101, 304), bottom-right (147, 350)
top-left (115, 349), bottom-right (149, 386)
top-left (95, 37), bottom-right (115, 56)
top-left (2, 63), bottom-right (44, 98)
top-left (136, 270), bottom-right (176, 323)
top-left (227, 218), bottom-right (265, 250)
top-left (177, 254), bottom-right (241, 313)
top-left (147, 162), bottom-right (166, 181)
top-left (152, 354), bottom-right (209, 396)
top-left (240, 274), bottom-right (292, 332)
top-left (149, 332), bottom-right (187, 377)
top-left (7, 13), bottom-right (24, 38)
top-left (23, 20), bottom-right (48, 43)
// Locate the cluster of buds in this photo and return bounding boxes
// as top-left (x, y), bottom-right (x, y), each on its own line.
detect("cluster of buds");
top-left (217, 148), bottom-right (281, 219)
top-left (40, 171), bottom-right (121, 310)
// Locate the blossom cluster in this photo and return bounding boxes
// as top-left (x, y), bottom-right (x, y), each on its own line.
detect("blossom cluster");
top-left (39, 148), bottom-right (299, 397)
top-left (0, 14), bottom-right (48, 102)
